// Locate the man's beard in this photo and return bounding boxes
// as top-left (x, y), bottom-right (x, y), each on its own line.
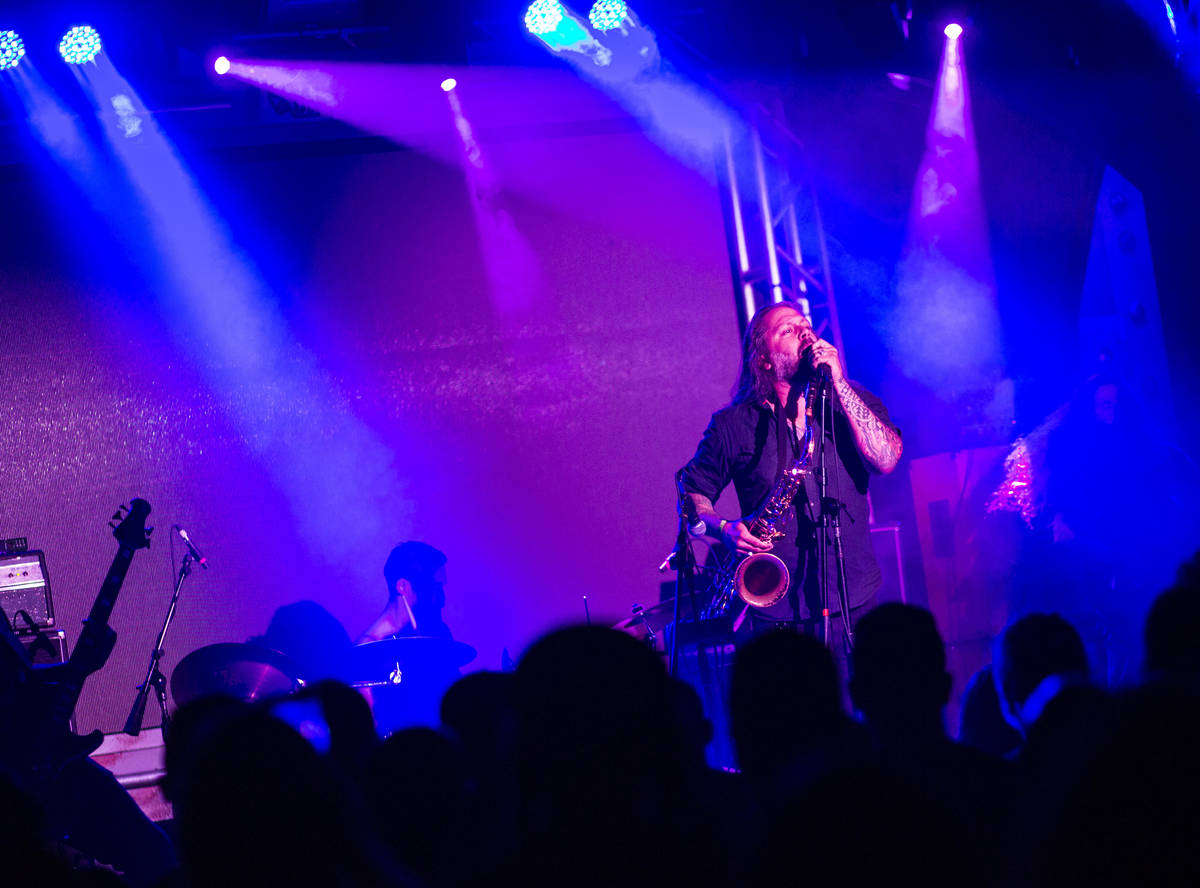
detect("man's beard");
top-left (769, 348), bottom-right (803, 382)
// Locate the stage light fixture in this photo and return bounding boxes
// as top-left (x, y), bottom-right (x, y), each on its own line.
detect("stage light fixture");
top-left (524, 0), bottom-right (592, 51)
top-left (0, 30), bottom-right (25, 70)
top-left (588, 0), bottom-right (629, 31)
top-left (214, 56), bottom-right (230, 75)
top-left (59, 25), bottom-right (102, 65)
top-left (525, 0), bottom-right (565, 34)
top-left (441, 77), bottom-right (457, 92)
top-left (944, 23), bottom-right (963, 39)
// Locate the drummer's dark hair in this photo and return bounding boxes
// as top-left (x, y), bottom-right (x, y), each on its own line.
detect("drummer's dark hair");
top-left (384, 541), bottom-right (447, 594)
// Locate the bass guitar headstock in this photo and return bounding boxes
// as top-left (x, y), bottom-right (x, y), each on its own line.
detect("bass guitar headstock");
top-left (110, 499), bottom-right (153, 551)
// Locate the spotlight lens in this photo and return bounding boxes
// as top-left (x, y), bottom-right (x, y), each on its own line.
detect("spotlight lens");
top-left (525, 0), bottom-right (566, 35)
top-left (59, 25), bottom-right (103, 65)
top-left (588, 0), bottom-right (628, 32)
top-left (0, 30), bottom-right (25, 71)
top-left (214, 56), bottom-right (230, 75)
top-left (944, 23), bottom-right (963, 39)
top-left (440, 77), bottom-right (457, 92)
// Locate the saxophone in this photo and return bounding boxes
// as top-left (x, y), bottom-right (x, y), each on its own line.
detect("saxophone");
top-left (702, 378), bottom-right (818, 619)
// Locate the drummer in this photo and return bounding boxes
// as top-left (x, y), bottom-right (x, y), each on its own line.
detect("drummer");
top-left (357, 541), bottom-right (454, 643)
top-left (356, 542), bottom-right (460, 733)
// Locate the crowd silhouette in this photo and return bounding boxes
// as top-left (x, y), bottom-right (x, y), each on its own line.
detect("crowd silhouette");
top-left (3, 549), bottom-right (1199, 887)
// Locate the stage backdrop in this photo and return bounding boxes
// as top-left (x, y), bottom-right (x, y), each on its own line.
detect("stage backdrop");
top-left (0, 71), bottom-right (738, 733)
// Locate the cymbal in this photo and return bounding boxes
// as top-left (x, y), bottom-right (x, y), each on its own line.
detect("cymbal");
top-left (611, 596), bottom-right (697, 633)
top-left (350, 636), bottom-right (477, 678)
top-left (612, 596), bottom-right (705, 653)
top-left (171, 642), bottom-right (302, 707)
top-left (613, 596), bottom-right (734, 652)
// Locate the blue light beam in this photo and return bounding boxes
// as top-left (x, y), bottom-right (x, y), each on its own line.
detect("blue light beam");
top-left (70, 55), bottom-right (415, 564)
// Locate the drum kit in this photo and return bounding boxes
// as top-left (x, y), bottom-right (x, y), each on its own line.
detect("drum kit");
top-left (172, 591), bottom-right (704, 706)
top-left (171, 636), bottom-right (477, 707)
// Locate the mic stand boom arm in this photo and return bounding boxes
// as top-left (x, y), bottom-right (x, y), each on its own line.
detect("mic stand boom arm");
top-left (123, 551), bottom-right (194, 738)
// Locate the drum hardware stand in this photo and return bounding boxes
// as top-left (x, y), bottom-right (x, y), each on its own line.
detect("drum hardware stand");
top-left (630, 603), bottom-right (656, 649)
top-left (123, 549), bottom-right (197, 738)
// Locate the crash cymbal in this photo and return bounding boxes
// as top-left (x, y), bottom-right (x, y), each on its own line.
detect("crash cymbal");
top-left (611, 596), bottom-right (697, 633)
top-left (350, 636), bottom-right (477, 678)
top-left (171, 642), bottom-right (302, 707)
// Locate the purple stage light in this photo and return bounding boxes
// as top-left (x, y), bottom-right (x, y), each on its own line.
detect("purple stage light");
top-left (214, 56), bottom-right (230, 76)
top-left (889, 9), bottom-right (1003, 400)
top-left (944, 23), bottom-right (963, 39)
top-left (441, 77), bottom-right (457, 92)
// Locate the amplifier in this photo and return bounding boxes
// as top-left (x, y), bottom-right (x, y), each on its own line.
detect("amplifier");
top-left (21, 628), bottom-right (68, 666)
top-left (870, 522), bottom-right (908, 605)
top-left (0, 550), bottom-right (55, 631)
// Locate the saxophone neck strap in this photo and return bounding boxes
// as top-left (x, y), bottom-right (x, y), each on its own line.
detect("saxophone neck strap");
top-left (773, 378), bottom-right (817, 481)
top-left (774, 399), bottom-right (792, 483)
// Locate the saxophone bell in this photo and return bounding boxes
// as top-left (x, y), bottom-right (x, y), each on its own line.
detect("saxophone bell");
top-left (733, 551), bottom-right (790, 609)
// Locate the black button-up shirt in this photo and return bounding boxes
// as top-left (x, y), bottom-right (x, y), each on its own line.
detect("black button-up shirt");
top-left (682, 382), bottom-right (898, 621)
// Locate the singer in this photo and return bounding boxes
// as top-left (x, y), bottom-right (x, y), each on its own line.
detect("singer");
top-left (681, 302), bottom-right (901, 644)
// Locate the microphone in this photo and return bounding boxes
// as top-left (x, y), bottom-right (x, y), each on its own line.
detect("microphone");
top-left (681, 501), bottom-right (707, 538)
top-left (660, 469), bottom-right (705, 571)
top-left (174, 526), bottom-right (209, 569)
top-left (802, 344), bottom-right (833, 390)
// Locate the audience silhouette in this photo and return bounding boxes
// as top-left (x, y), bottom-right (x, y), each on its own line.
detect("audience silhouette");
top-left (4, 549), bottom-right (1199, 887)
top-left (730, 627), bottom-right (868, 806)
top-left (850, 603), bottom-right (1015, 886)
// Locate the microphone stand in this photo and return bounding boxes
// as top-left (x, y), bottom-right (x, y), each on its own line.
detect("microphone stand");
top-left (123, 551), bottom-right (194, 739)
top-left (670, 473), bottom-right (700, 678)
top-left (816, 372), bottom-right (833, 649)
top-left (815, 370), bottom-right (854, 653)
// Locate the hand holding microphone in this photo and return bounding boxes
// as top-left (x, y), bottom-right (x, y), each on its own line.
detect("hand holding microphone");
top-left (805, 338), bottom-right (844, 386)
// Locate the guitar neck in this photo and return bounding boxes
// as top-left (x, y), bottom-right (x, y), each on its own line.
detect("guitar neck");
top-left (85, 545), bottom-right (138, 629)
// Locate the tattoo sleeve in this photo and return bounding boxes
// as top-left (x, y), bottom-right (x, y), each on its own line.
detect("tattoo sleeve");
top-left (832, 379), bottom-right (903, 473)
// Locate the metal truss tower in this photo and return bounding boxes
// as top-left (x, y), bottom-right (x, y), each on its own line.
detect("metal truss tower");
top-left (716, 108), bottom-right (847, 373)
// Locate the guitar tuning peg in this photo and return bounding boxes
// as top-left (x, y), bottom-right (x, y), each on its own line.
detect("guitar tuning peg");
top-left (111, 511), bottom-right (123, 521)
top-left (108, 522), bottom-right (117, 530)
top-left (146, 525), bottom-right (155, 535)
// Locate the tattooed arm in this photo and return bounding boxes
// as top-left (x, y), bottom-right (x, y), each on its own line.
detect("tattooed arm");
top-left (832, 379), bottom-right (903, 474)
top-left (806, 338), bottom-right (903, 474)
top-left (685, 492), bottom-right (774, 555)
